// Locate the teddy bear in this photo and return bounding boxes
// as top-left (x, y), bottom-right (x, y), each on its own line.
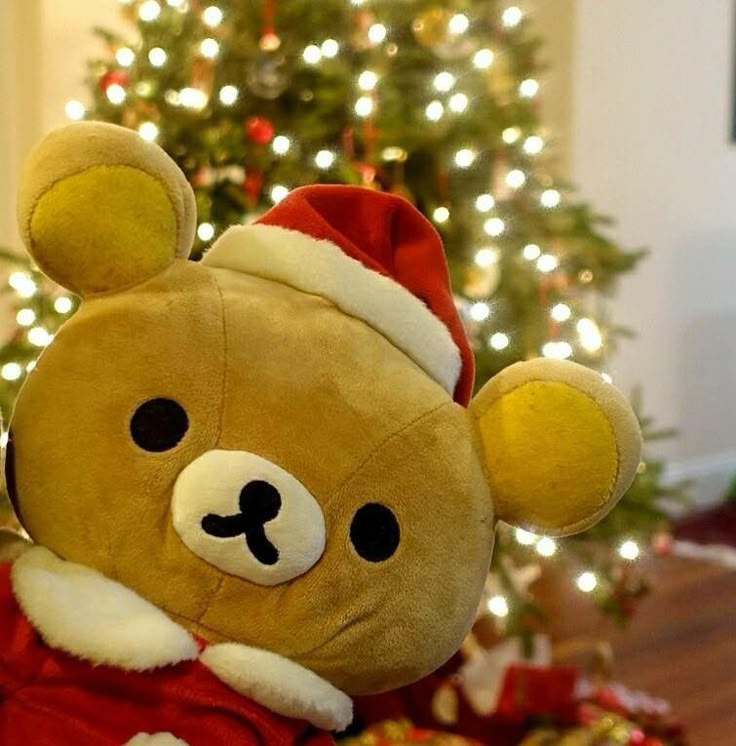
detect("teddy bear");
top-left (0, 122), bottom-right (641, 745)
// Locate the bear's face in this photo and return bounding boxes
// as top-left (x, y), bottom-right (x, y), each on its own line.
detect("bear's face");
top-left (9, 123), bottom-right (642, 696)
top-left (10, 260), bottom-right (493, 693)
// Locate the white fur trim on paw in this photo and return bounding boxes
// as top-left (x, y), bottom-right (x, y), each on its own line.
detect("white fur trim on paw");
top-left (203, 224), bottom-right (462, 396)
top-left (11, 546), bottom-right (199, 670)
top-left (126, 733), bottom-right (188, 745)
top-left (201, 643), bottom-right (353, 731)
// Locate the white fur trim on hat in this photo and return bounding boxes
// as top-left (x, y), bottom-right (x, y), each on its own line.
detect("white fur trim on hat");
top-left (203, 224), bottom-right (462, 395)
top-left (11, 546), bottom-right (200, 671)
top-left (200, 643), bottom-right (353, 732)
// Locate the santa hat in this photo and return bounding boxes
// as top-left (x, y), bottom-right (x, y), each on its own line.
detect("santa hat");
top-left (202, 185), bottom-right (475, 404)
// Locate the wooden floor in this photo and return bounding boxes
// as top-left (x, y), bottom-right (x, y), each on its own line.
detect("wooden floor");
top-left (540, 554), bottom-right (736, 745)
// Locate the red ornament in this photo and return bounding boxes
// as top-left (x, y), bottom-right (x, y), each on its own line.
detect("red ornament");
top-left (243, 169), bottom-right (264, 205)
top-left (628, 730), bottom-right (646, 746)
top-left (245, 116), bottom-right (275, 145)
top-left (99, 69), bottom-right (129, 92)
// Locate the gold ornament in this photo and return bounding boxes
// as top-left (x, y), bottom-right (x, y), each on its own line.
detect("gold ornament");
top-left (412, 6), bottom-right (477, 60)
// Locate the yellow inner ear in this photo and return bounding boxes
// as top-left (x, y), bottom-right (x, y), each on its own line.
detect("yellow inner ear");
top-left (478, 380), bottom-right (618, 534)
top-left (30, 165), bottom-right (178, 296)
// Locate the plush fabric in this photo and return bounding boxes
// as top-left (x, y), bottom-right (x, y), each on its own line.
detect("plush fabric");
top-left (17, 122), bottom-right (195, 296)
top-left (205, 223), bottom-right (462, 399)
top-left (7, 122), bottom-right (643, 734)
top-left (255, 185), bottom-right (475, 404)
top-left (0, 529), bottom-right (31, 563)
top-left (470, 359), bottom-right (642, 535)
top-left (0, 560), bottom-right (339, 744)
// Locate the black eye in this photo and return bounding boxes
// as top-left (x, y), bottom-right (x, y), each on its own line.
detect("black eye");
top-left (350, 503), bottom-right (400, 562)
top-left (130, 398), bottom-right (189, 452)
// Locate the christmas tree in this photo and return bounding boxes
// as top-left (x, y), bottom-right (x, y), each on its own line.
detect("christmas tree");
top-left (0, 0), bottom-right (686, 651)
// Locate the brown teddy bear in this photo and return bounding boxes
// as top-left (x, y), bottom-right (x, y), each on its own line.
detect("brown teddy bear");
top-left (0, 122), bottom-right (641, 745)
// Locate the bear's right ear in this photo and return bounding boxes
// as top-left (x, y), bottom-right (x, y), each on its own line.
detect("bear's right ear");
top-left (17, 122), bottom-right (196, 297)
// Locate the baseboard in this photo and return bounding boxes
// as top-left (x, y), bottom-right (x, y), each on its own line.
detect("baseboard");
top-left (663, 449), bottom-right (736, 512)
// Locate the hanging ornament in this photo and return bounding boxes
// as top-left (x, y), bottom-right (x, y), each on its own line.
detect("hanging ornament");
top-left (98, 69), bottom-right (129, 93)
top-left (244, 169), bottom-right (264, 206)
top-left (247, 48), bottom-right (289, 100)
top-left (248, 0), bottom-right (289, 99)
top-left (245, 116), bottom-right (275, 145)
top-left (412, 5), bottom-right (477, 60)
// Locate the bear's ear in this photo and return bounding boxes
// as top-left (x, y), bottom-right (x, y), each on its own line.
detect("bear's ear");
top-left (470, 359), bottom-right (642, 537)
top-left (17, 122), bottom-right (196, 297)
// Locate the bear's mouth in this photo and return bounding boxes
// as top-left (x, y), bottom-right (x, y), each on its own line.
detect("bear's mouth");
top-left (201, 480), bottom-right (281, 566)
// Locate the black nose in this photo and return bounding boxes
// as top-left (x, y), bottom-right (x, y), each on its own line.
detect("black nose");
top-left (201, 481), bottom-right (282, 565)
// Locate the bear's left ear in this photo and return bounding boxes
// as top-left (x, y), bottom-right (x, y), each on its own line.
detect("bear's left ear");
top-left (17, 122), bottom-right (196, 297)
top-left (470, 359), bottom-right (642, 537)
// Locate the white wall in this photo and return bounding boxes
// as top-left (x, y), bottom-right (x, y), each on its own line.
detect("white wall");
top-left (572, 0), bottom-right (736, 503)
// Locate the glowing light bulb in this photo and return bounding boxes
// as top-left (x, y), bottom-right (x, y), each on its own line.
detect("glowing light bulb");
top-left (200, 38), bottom-right (220, 59)
top-left (358, 70), bottom-right (378, 91)
top-left (9, 272), bottom-right (37, 298)
top-left (25, 361), bottom-right (36, 372)
top-left (619, 540), bottom-right (640, 561)
top-left (54, 297), bottom-right (73, 314)
top-left (502, 127), bottom-right (521, 144)
top-left (321, 39), bottom-right (339, 58)
top-left (179, 87), bottom-right (208, 109)
top-left (197, 223), bottom-right (215, 242)
top-left (536, 537), bottom-right (557, 557)
top-left (368, 23), bottom-right (387, 43)
top-left (355, 96), bottom-right (374, 117)
top-left (524, 135), bottom-right (544, 155)
top-left (425, 100), bottom-right (444, 121)
top-left (449, 92), bottom-right (469, 113)
top-left (487, 595), bottom-right (509, 617)
top-left (433, 206), bottom-right (450, 223)
top-left (522, 244), bottom-right (541, 261)
top-left (149, 47), bottom-right (167, 67)
top-left (515, 528), bottom-right (537, 545)
top-left (167, 0), bottom-right (184, 6)
top-left (490, 332), bottom-right (510, 351)
top-left (484, 217), bottom-right (505, 237)
top-left (536, 254), bottom-right (558, 273)
top-left (28, 327), bottom-right (52, 347)
top-left (270, 185), bottom-right (289, 203)
top-left (1, 363), bottom-right (22, 382)
top-left (219, 85), bottom-right (239, 106)
top-left (542, 341), bottom-right (573, 359)
top-left (577, 318), bottom-right (603, 352)
top-left (138, 121), bottom-right (159, 142)
top-left (65, 99), bottom-right (86, 121)
top-left (106, 84), bottom-right (126, 105)
top-left (448, 13), bottom-right (470, 35)
top-left (502, 6), bottom-right (523, 27)
top-left (506, 169), bottom-right (526, 188)
top-left (315, 150), bottom-right (336, 169)
top-left (473, 48), bottom-right (494, 69)
top-left (519, 78), bottom-right (539, 97)
top-left (16, 309), bottom-right (36, 326)
top-left (474, 248), bottom-right (498, 268)
top-left (551, 303), bottom-right (571, 322)
top-left (116, 47), bottom-right (135, 67)
top-left (576, 571), bottom-right (598, 593)
top-left (454, 148), bottom-right (476, 168)
top-left (0, 432), bottom-right (8, 448)
top-left (433, 71), bottom-right (456, 92)
top-left (470, 302), bottom-right (491, 322)
top-left (203, 5), bottom-right (223, 27)
top-left (475, 194), bottom-right (495, 212)
top-left (272, 135), bottom-right (291, 155)
top-left (303, 45), bottom-right (322, 64)
top-left (139, 0), bottom-right (161, 22)
top-left (541, 189), bottom-right (561, 208)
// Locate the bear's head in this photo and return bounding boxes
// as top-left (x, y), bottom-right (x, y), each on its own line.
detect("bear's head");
top-left (7, 123), bottom-right (641, 698)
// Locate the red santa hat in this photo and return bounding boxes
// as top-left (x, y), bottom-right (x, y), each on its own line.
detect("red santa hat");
top-left (202, 185), bottom-right (475, 404)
